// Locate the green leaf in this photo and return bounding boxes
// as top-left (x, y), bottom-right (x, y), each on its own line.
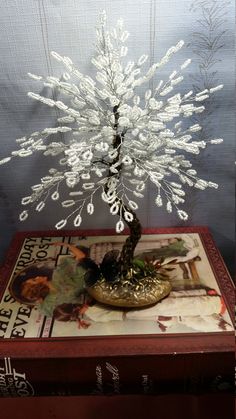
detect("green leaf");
top-left (132, 259), bottom-right (145, 269)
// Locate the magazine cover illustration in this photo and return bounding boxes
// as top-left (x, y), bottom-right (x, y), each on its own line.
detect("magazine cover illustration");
top-left (0, 232), bottom-right (234, 339)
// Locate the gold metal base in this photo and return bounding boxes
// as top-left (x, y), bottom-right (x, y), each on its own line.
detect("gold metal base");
top-left (87, 275), bottom-right (171, 308)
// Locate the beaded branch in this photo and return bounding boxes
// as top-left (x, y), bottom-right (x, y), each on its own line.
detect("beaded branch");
top-left (0, 11), bottom-right (223, 274)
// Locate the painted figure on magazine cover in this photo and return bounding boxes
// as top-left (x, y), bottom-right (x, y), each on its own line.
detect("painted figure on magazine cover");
top-left (11, 243), bottom-right (93, 326)
top-left (8, 234), bottom-right (232, 334)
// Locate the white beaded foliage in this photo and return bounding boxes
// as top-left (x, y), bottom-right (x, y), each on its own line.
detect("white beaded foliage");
top-left (0, 11), bottom-right (224, 230)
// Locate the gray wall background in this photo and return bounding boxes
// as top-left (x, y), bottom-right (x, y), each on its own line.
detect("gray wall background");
top-left (0, 0), bottom-right (235, 275)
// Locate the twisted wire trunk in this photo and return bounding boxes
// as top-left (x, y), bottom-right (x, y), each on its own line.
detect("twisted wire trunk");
top-left (118, 209), bottom-right (142, 276)
top-left (103, 105), bottom-right (142, 278)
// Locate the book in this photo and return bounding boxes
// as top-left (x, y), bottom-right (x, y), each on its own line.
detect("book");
top-left (1, 393), bottom-right (235, 419)
top-left (0, 227), bottom-right (234, 397)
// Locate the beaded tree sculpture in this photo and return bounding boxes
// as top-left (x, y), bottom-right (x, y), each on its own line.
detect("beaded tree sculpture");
top-left (0, 11), bottom-right (223, 307)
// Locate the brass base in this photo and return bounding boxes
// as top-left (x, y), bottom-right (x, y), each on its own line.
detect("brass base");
top-left (87, 276), bottom-right (171, 308)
